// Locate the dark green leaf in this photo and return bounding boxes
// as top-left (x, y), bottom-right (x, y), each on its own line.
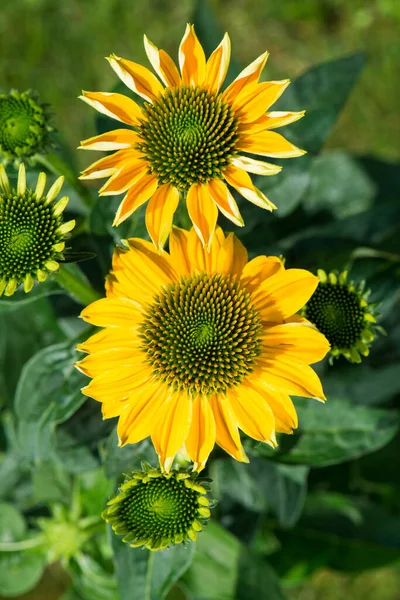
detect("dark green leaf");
top-left (101, 428), bottom-right (157, 479)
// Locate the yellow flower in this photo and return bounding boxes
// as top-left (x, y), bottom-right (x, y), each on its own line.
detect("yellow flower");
top-left (79, 24), bottom-right (305, 250)
top-left (77, 227), bottom-right (329, 472)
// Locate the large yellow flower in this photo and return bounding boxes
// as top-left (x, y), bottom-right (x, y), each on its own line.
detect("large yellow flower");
top-left (79, 24), bottom-right (305, 250)
top-left (77, 227), bottom-right (329, 472)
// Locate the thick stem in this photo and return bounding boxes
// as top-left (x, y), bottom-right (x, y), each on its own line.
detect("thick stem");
top-left (56, 264), bottom-right (100, 306)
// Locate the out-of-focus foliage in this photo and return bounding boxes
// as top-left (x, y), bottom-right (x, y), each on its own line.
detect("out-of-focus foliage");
top-left (0, 1), bottom-right (399, 599)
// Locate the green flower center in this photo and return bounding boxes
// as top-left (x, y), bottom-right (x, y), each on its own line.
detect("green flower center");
top-left (304, 282), bottom-right (366, 349)
top-left (136, 86), bottom-right (239, 190)
top-left (0, 190), bottom-right (62, 283)
top-left (0, 92), bottom-right (48, 159)
top-left (139, 273), bottom-right (262, 395)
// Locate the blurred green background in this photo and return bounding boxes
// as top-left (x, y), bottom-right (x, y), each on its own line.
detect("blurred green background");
top-left (1, 1), bottom-right (400, 599)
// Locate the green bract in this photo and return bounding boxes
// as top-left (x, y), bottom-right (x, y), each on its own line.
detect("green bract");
top-left (102, 464), bottom-right (213, 551)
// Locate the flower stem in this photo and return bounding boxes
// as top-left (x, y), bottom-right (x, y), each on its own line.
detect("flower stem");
top-left (0, 536), bottom-right (45, 552)
top-left (56, 264), bottom-right (100, 306)
top-left (35, 152), bottom-right (93, 209)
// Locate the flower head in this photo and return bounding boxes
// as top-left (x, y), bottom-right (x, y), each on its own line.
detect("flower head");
top-left (102, 464), bottom-right (212, 550)
top-left (303, 269), bottom-right (378, 363)
top-left (0, 163), bottom-right (75, 296)
top-left (77, 227), bottom-right (329, 472)
top-left (0, 90), bottom-right (53, 164)
top-left (79, 24), bottom-right (305, 249)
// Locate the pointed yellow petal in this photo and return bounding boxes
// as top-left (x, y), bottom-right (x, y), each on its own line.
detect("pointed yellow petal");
top-left (217, 232), bottom-right (248, 278)
top-left (76, 347), bottom-right (142, 378)
top-left (118, 383), bottom-right (169, 445)
top-left (228, 386), bottom-right (276, 445)
top-left (77, 328), bottom-right (140, 353)
top-left (79, 129), bottom-right (139, 151)
top-left (237, 130), bottom-right (306, 158)
top-left (209, 395), bottom-right (248, 462)
top-left (107, 54), bottom-right (164, 103)
top-left (152, 390), bottom-right (192, 473)
top-left (207, 178), bottom-right (244, 227)
top-left (179, 24), bottom-right (206, 86)
top-left (248, 378), bottom-right (298, 432)
top-left (241, 255), bottom-right (283, 294)
top-left (223, 51), bottom-right (269, 104)
top-left (231, 155), bottom-right (282, 176)
top-left (224, 165), bottom-right (276, 211)
top-left (0, 164), bottom-right (10, 195)
top-left (145, 184), bottom-right (180, 251)
top-left (17, 163), bottom-right (26, 196)
top-left (113, 174), bottom-right (158, 226)
top-left (262, 322), bottom-right (330, 364)
top-left (143, 35), bottom-right (181, 87)
top-left (185, 395), bottom-right (216, 472)
top-left (263, 110), bottom-right (306, 130)
top-left (233, 80), bottom-right (290, 121)
top-left (83, 363), bottom-right (153, 404)
top-left (186, 183), bottom-right (218, 249)
top-left (256, 355), bottom-right (326, 401)
top-left (169, 227), bottom-right (192, 276)
top-left (186, 225), bottom-right (225, 273)
top-left (204, 33), bottom-right (231, 92)
top-left (99, 160), bottom-right (148, 196)
top-left (254, 269), bottom-right (319, 320)
top-left (80, 149), bottom-right (140, 180)
top-left (79, 91), bottom-right (142, 126)
top-left (80, 297), bottom-right (143, 328)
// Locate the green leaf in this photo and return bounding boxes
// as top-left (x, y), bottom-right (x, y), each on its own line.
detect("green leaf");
top-left (236, 551), bottom-right (287, 600)
top-left (0, 551), bottom-right (46, 597)
top-left (110, 528), bottom-right (194, 600)
top-left (55, 430), bottom-right (99, 474)
top-left (32, 462), bottom-right (71, 504)
top-left (212, 459), bottom-right (308, 526)
top-left (101, 428), bottom-right (157, 479)
top-left (249, 397), bottom-right (400, 467)
top-left (0, 503), bottom-right (26, 542)
top-left (275, 53), bottom-right (365, 153)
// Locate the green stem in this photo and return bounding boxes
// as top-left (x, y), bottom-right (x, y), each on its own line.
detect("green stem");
top-left (0, 536), bottom-right (45, 552)
top-left (35, 152), bottom-right (93, 210)
top-left (56, 264), bottom-right (100, 306)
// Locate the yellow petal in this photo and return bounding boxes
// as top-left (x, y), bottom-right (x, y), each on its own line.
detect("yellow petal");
top-left (224, 165), bottom-right (277, 211)
top-left (209, 395), bottom-right (248, 463)
top-left (79, 91), bottom-right (142, 126)
top-left (179, 24), bottom-right (206, 86)
top-left (169, 227), bottom-right (192, 276)
top-left (217, 232), bottom-right (248, 278)
top-left (187, 225), bottom-right (225, 273)
top-left (223, 51), bottom-right (269, 104)
top-left (79, 129), bottom-right (139, 151)
top-left (77, 328), bottom-right (140, 354)
top-left (76, 347), bottom-right (142, 378)
top-left (118, 383), bottom-right (170, 445)
top-left (240, 255), bottom-right (283, 294)
top-left (152, 390), bottom-right (192, 472)
top-left (80, 297), bottom-right (143, 328)
top-left (145, 184), bottom-right (180, 251)
top-left (256, 355), bottom-right (326, 400)
top-left (186, 183), bottom-right (218, 250)
top-left (262, 321), bottom-right (330, 364)
top-left (233, 80), bottom-right (290, 121)
top-left (207, 178), bottom-right (244, 227)
top-left (107, 54), bottom-right (164, 103)
top-left (254, 269), bottom-right (319, 320)
top-left (113, 174), bottom-right (158, 226)
top-left (143, 35), bottom-right (181, 87)
top-left (185, 395), bottom-right (216, 472)
top-left (99, 160), bottom-right (148, 196)
top-left (247, 378), bottom-right (298, 432)
top-left (237, 130), bottom-right (306, 158)
top-left (228, 385), bottom-right (276, 444)
top-left (263, 110), bottom-right (306, 130)
top-left (82, 363), bottom-right (153, 403)
top-left (204, 32), bottom-right (231, 92)
top-left (80, 149), bottom-right (140, 180)
top-left (231, 155), bottom-right (282, 176)
top-left (238, 114), bottom-right (270, 135)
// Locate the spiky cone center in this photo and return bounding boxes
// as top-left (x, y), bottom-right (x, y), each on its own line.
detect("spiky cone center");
top-left (0, 91), bottom-right (50, 161)
top-left (139, 272), bottom-right (262, 395)
top-left (102, 468), bottom-right (212, 550)
top-left (136, 85), bottom-right (239, 190)
top-left (0, 188), bottom-right (64, 293)
top-left (304, 272), bottom-right (377, 362)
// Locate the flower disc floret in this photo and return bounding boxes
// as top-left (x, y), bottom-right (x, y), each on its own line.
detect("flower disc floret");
top-left (102, 465), bottom-right (212, 550)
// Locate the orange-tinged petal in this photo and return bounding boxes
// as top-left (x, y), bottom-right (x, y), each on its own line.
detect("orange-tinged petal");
top-left (247, 377), bottom-right (298, 432)
top-left (186, 225), bottom-right (225, 273)
top-left (263, 110), bottom-right (306, 130)
top-left (79, 129), bottom-right (139, 151)
top-left (145, 184), bottom-right (180, 251)
top-left (209, 395), bottom-right (248, 462)
top-left (118, 383), bottom-right (170, 446)
top-left (99, 160), bottom-right (148, 195)
top-left (233, 80), bottom-right (290, 121)
top-left (224, 164), bottom-right (277, 211)
top-left (237, 130), bottom-right (305, 158)
top-left (228, 385), bottom-right (276, 444)
top-left (143, 35), bottom-right (181, 87)
top-left (169, 227), bottom-right (192, 276)
top-left (185, 395), bottom-right (216, 472)
top-left (240, 255), bottom-right (283, 294)
top-left (254, 269), bottom-right (319, 320)
top-left (79, 91), bottom-right (142, 126)
top-left (107, 54), bottom-right (164, 103)
top-left (262, 322), bottom-right (330, 364)
top-left (152, 390), bottom-right (192, 472)
top-left (80, 297), bottom-right (143, 328)
top-left (231, 155), bottom-right (282, 176)
top-left (113, 174), bottom-right (158, 226)
top-left (204, 32), bottom-right (231, 92)
top-left (80, 149), bottom-right (140, 180)
top-left (238, 114), bottom-right (270, 135)
top-left (207, 178), bottom-right (244, 227)
top-left (186, 183), bottom-right (218, 249)
top-left (217, 232), bottom-right (248, 278)
top-left (256, 355), bottom-right (326, 400)
top-left (179, 24), bottom-right (206, 86)
top-left (223, 51), bottom-right (269, 104)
